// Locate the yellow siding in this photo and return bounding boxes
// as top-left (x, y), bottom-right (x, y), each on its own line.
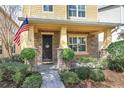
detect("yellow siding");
top-left (86, 5), bottom-right (97, 21)
top-left (23, 5), bottom-right (97, 21)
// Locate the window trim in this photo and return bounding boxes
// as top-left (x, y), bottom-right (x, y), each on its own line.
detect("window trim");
top-left (68, 34), bottom-right (88, 53)
top-left (42, 5), bottom-right (54, 13)
top-left (68, 5), bottom-right (86, 19)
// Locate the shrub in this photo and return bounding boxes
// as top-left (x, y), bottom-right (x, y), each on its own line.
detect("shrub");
top-left (107, 40), bottom-right (124, 72)
top-left (0, 57), bottom-right (12, 63)
top-left (20, 48), bottom-right (36, 62)
top-left (22, 72), bottom-right (42, 88)
top-left (74, 67), bottom-right (90, 80)
top-left (60, 71), bottom-right (79, 84)
top-left (12, 54), bottom-right (23, 63)
top-left (61, 48), bottom-right (75, 62)
top-left (0, 63), bottom-right (28, 86)
top-left (79, 57), bottom-right (97, 64)
top-left (89, 69), bottom-right (105, 81)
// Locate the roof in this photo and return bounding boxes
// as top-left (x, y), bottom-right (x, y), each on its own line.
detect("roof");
top-left (19, 17), bottom-right (124, 27)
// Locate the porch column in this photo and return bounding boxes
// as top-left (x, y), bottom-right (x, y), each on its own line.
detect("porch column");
top-left (20, 26), bottom-right (34, 50)
top-left (28, 26), bottom-right (35, 48)
top-left (57, 26), bottom-right (68, 70)
top-left (59, 26), bottom-right (68, 48)
top-left (103, 29), bottom-right (112, 49)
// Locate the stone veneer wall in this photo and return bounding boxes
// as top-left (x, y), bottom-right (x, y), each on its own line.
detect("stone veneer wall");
top-left (34, 31), bottom-right (60, 63)
top-left (87, 34), bottom-right (98, 58)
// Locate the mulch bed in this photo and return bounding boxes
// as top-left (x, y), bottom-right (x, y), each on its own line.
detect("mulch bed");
top-left (65, 70), bottom-right (124, 88)
top-left (0, 81), bottom-right (17, 88)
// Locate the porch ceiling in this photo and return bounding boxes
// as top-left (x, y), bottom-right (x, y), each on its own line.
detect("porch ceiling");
top-left (19, 17), bottom-right (124, 33)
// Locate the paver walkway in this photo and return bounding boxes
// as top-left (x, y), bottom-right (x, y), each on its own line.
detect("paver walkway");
top-left (37, 64), bottom-right (65, 88)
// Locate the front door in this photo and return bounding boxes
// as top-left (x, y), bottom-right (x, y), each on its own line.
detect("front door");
top-left (42, 35), bottom-right (52, 62)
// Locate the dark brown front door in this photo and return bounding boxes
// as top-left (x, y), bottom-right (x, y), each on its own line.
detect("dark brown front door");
top-left (42, 35), bottom-right (52, 62)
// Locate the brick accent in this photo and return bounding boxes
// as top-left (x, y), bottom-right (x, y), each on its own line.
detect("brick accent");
top-left (87, 34), bottom-right (98, 58)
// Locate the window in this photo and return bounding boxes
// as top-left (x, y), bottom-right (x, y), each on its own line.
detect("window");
top-left (68, 36), bottom-right (87, 52)
top-left (0, 45), bottom-right (2, 54)
top-left (43, 5), bottom-right (53, 12)
top-left (68, 5), bottom-right (85, 17)
top-left (11, 45), bottom-right (15, 53)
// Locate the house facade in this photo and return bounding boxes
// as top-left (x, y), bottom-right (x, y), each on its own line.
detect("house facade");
top-left (98, 5), bottom-right (124, 42)
top-left (0, 6), bottom-right (20, 58)
top-left (20, 5), bottom-right (121, 64)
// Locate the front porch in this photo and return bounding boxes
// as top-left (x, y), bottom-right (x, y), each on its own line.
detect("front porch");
top-left (19, 18), bottom-right (116, 67)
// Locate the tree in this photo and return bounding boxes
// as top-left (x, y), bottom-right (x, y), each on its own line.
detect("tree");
top-left (0, 5), bottom-right (21, 58)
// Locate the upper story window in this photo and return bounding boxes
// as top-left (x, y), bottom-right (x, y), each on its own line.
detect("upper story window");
top-left (43, 5), bottom-right (53, 12)
top-left (68, 36), bottom-right (87, 52)
top-left (68, 5), bottom-right (86, 18)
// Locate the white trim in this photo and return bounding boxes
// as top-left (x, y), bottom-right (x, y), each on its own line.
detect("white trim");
top-left (68, 35), bottom-right (87, 52)
top-left (68, 5), bottom-right (87, 19)
top-left (41, 32), bottom-right (54, 35)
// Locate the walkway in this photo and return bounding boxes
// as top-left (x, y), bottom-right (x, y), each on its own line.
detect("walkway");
top-left (37, 64), bottom-right (65, 88)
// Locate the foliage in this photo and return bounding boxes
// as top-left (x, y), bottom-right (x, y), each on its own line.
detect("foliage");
top-left (107, 40), bottom-right (124, 62)
top-left (61, 48), bottom-right (75, 62)
top-left (108, 59), bottom-right (124, 72)
top-left (89, 69), bottom-right (105, 81)
top-left (12, 54), bottom-right (23, 63)
top-left (22, 72), bottom-right (42, 88)
top-left (79, 56), bottom-right (97, 64)
top-left (99, 59), bottom-right (109, 69)
top-left (0, 55), bottom-right (23, 63)
top-left (0, 63), bottom-right (28, 86)
top-left (74, 67), bottom-right (90, 80)
top-left (0, 5), bottom-right (21, 58)
top-left (60, 71), bottom-right (79, 84)
top-left (20, 48), bottom-right (36, 62)
top-left (107, 40), bottom-right (124, 72)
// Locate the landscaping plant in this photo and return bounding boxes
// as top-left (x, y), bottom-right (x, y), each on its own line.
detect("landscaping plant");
top-left (89, 69), bottom-right (105, 81)
top-left (0, 63), bottom-right (28, 87)
top-left (107, 40), bottom-right (124, 72)
top-left (22, 72), bottom-right (42, 88)
top-left (61, 48), bottom-right (75, 69)
top-left (74, 67), bottom-right (90, 80)
top-left (20, 48), bottom-right (36, 71)
top-left (60, 71), bottom-right (79, 85)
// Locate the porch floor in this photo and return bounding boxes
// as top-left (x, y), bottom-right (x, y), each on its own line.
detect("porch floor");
top-left (37, 64), bottom-right (65, 88)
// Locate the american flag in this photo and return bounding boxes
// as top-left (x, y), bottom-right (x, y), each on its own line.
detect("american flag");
top-left (14, 17), bottom-right (29, 46)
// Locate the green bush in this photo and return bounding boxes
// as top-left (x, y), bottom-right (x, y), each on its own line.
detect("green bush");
top-left (22, 72), bottom-right (42, 88)
top-left (74, 67), bottom-right (90, 80)
top-left (12, 54), bottom-right (23, 63)
top-left (79, 57), bottom-right (97, 63)
top-left (20, 48), bottom-right (36, 62)
top-left (89, 69), bottom-right (105, 81)
top-left (0, 57), bottom-right (12, 63)
top-left (108, 59), bottom-right (124, 72)
top-left (0, 63), bottom-right (28, 85)
top-left (60, 71), bottom-right (79, 84)
top-left (61, 48), bottom-right (75, 62)
top-left (107, 40), bottom-right (124, 72)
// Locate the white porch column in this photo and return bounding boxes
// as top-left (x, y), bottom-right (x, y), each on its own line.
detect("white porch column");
top-left (57, 26), bottom-right (68, 70)
top-left (59, 26), bottom-right (68, 48)
top-left (103, 28), bottom-right (112, 49)
top-left (20, 26), bottom-right (34, 50)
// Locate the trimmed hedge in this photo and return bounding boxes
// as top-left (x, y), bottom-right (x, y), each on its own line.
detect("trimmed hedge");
top-left (22, 72), bottom-right (42, 88)
top-left (0, 63), bottom-right (28, 86)
top-left (74, 67), bottom-right (90, 80)
top-left (60, 71), bottom-right (79, 84)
